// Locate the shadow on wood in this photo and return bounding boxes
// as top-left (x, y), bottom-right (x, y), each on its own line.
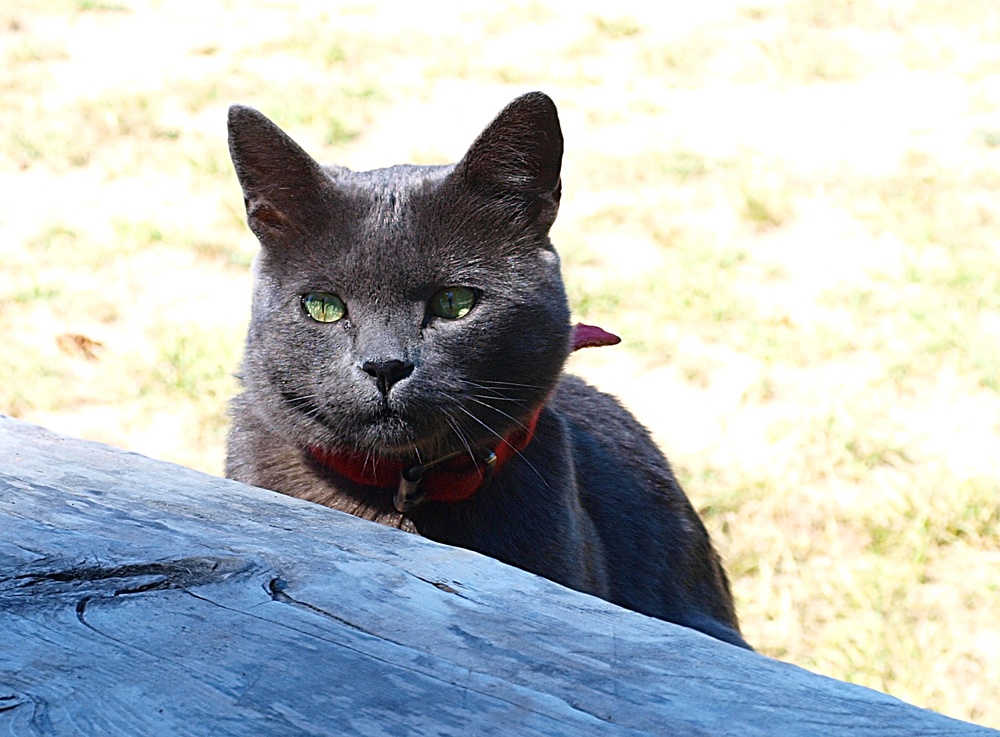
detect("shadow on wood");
top-left (0, 416), bottom-right (995, 736)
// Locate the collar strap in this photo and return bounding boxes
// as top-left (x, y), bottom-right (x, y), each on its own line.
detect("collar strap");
top-left (308, 404), bottom-right (543, 509)
top-left (307, 322), bottom-right (620, 510)
top-left (571, 322), bottom-right (620, 351)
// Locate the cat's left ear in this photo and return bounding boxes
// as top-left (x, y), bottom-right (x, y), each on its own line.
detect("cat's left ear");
top-left (455, 92), bottom-right (563, 225)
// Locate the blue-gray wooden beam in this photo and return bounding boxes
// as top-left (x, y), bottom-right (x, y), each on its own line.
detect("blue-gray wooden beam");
top-left (0, 416), bottom-right (995, 737)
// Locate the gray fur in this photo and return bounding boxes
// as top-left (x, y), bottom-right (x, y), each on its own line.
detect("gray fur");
top-left (225, 92), bottom-right (750, 649)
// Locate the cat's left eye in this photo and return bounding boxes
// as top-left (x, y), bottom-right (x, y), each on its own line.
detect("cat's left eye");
top-left (302, 292), bottom-right (347, 323)
top-left (430, 287), bottom-right (476, 320)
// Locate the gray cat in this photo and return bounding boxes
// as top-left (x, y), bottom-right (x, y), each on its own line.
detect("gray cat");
top-left (225, 92), bottom-right (749, 649)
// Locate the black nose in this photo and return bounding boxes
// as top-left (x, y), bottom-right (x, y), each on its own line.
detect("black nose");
top-left (362, 359), bottom-right (414, 396)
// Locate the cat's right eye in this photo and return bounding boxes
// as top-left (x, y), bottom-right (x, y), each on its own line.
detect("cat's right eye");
top-left (301, 292), bottom-right (347, 323)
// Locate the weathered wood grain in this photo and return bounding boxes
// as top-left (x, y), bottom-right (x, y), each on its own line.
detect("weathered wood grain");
top-left (0, 415), bottom-right (995, 736)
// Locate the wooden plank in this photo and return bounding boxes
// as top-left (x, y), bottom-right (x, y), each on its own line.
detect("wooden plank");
top-left (0, 415), bottom-right (995, 737)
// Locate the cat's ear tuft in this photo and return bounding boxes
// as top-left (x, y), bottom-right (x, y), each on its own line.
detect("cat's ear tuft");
top-left (227, 105), bottom-right (331, 242)
top-left (457, 92), bottom-right (564, 206)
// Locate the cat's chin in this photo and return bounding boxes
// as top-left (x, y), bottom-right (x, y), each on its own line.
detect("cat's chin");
top-left (350, 435), bottom-right (457, 464)
top-left (301, 420), bottom-right (422, 460)
top-left (307, 426), bottom-right (464, 466)
top-left (289, 403), bottom-right (413, 457)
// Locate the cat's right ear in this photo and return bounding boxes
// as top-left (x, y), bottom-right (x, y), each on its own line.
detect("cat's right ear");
top-left (455, 92), bottom-right (564, 227)
top-left (227, 105), bottom-right (332, 243)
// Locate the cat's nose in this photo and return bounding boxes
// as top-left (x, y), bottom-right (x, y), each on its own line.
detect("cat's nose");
top-left (361, 359), bottom-right (414, 396)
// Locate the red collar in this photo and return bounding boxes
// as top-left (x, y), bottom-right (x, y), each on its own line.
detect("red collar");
top-left (307, 322), bottom-right (619, 510)
top-left (309, 403), bottom-right (543, 507)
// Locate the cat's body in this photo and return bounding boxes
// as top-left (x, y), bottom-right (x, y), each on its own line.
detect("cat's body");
top-left (225, 92), bottom-right (749, 649)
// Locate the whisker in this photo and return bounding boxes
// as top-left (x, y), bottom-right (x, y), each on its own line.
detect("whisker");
top-left (467, 379), bottom-right (548, 391)
top-left (455, 405), bottom-right (548, 488)
top-left (471, 393), bottom-right (531, 405)
top-left (466, 396), bottom-right (532, 433)
top-left (283, 395), bottom-right (321, 410)
top-left (443, 408), bottom-right (478, 469)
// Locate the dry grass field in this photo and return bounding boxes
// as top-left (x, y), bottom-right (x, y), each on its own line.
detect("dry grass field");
top-left (2, 0), bottom-right (998, 728)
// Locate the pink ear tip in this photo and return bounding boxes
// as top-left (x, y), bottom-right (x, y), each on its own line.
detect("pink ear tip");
top-left (571, 323), bottom-right (622, 352)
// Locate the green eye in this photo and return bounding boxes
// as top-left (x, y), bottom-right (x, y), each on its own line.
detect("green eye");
top-left (302, 292), bottom-right (347, 323)
top-left (431, 287), bottom-right (476, 320)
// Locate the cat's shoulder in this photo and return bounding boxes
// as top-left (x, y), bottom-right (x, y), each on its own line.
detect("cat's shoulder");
top-left (551, 373), bottom-right (658, 451)
top-left (550, 373), bottom-right (692, 523)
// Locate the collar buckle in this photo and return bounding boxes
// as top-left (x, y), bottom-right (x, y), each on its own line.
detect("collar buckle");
top-left (394, 465), bottom-right (426, 513)
top-left (393, 450), bottom-right (498, 514)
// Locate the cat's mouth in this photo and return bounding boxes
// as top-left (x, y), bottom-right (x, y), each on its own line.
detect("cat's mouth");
top-left (280, 389), bottom-right (453, 461)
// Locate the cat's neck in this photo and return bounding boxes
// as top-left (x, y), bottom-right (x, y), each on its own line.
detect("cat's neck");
top-left (307, 403), bottom-right (544, 510)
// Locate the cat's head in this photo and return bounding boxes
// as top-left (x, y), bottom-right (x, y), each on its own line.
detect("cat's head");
top-left (228, 92), bottom-right (571, 463)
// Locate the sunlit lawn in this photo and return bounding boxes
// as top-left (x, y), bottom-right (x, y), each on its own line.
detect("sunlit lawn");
top-left (2, 0), bottom-right (998, 727)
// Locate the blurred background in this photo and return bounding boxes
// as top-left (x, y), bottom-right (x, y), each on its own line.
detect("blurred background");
top-left (1, 0), bottom-right (998, 726)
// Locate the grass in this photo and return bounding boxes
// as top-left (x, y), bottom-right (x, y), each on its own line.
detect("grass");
top-left (1, 0), bottom-right (998, 728)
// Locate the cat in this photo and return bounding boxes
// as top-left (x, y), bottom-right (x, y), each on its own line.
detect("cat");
top-left (225, 92), bottom-right (750, 649)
